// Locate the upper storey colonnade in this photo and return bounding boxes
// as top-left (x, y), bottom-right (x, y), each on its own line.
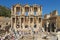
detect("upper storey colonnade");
top-left (11, 4), bottom-right (42, 16)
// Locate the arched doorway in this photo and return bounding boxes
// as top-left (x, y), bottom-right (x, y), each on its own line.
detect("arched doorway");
top-left (44, 24), bottom-right (47, 31)
top-left (48, 23), bottom-right (50, 32)
top-left (25, 25), bottom-right (28, 28)
top-left (34, 24), bottom-right (37, 28)
top-left (51, 23), bottom-right (56, 32)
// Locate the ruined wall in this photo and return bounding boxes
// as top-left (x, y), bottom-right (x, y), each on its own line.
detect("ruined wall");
top-left (56, 16), bottom-right (60, 30)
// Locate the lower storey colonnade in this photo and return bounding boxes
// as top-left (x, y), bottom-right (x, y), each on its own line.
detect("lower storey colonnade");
top-left (11, 16), bottom-right (42, 35)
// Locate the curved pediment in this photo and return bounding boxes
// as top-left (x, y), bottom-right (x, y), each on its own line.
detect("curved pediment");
top-left (13, 4), bottom-right (22, 7)
top-left (24, 4), bottom-right (30, 7)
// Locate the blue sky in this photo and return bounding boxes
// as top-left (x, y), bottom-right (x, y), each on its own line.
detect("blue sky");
top-left (0, 0), bottom-right (60, 15)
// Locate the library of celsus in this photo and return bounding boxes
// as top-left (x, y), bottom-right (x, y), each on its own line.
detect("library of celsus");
top-left (11, 4), bottom-right (42, 34)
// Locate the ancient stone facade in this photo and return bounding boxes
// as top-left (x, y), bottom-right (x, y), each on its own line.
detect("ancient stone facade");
top-left (43, 10), bottom-right (58, 32)
top-left (11, 4), bottom-right (42, 35)
top-left (56, 16), bottom-right (60, 31)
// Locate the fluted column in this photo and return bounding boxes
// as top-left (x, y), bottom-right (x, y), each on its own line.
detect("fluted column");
top-left (20, 7), bottom-right (21, 15)
top-left (24, 17), bottom-right (25, 29)
top-left (41, 18), bottom-right (42, 27)
top-left (14, 7), bottom-right (17, 31)
top-left (28, 7), bottom-right (30, 16)
top-left (20, 17), bottom-right (22, 29)
top-left (38, 7), bottom-right (40, 15)
top-left (22, 7), bottom-right (25, 15)
top-left (37, 7), bottom-right (42, 16)
top-left (14, 7), bottom-right (16, 15)
top-left (36, 17), bottom-right (38, 29)
top-left (11, 7), bottom-right (13, 15)
top-left (11, 7), bottom-right (13, 28)
top-left (28, 17), bottom-right (30, 27)
top-left (33, 17), bottom-right (34, 27)
top-left (20, 17), bottom-right (21, 29)
top-left (30, 7), bottom-right (34, 15)
top-left (40, 6), bottom-right (42, 15)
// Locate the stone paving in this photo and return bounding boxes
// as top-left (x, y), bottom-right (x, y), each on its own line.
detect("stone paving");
top-left (0, 32), bottom-right (58, 40)
top-left (0, 27), bottom-right (59, 40)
